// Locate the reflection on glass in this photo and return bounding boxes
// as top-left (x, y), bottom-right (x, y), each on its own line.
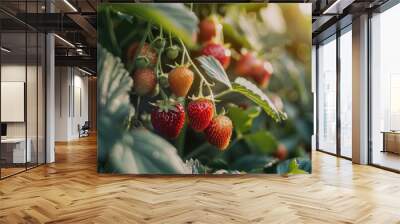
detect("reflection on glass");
top-left (318, 37), bottom-right (337, 154)
top-left (27, 31), bottom-right (38, 169)
top-left (340, 29), bottom-right (352, 158)
top-left (371, 4), bottom-right (400, 171)
top-left (38, 33), bottom-right (46, 165)
top-left (1, 31), bottom-right (27, 177)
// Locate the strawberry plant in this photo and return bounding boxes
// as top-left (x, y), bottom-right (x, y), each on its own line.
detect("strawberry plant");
top-left (98, 3), bottom-right (312, 175)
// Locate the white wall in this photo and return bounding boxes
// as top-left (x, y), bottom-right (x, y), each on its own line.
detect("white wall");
top-left (55, 67), bottom-right (89, 141)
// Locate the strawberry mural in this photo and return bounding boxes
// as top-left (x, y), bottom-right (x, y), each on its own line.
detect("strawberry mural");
top-left (97, 3), bottom-right (312, 175)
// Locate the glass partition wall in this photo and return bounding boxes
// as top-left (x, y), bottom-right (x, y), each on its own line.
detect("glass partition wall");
top-left (0, 2), bottom-right (46, 179)
top-left (316, 26), bottom-right (352, 159)
top-left (370, 3), bottom-right (400, 171)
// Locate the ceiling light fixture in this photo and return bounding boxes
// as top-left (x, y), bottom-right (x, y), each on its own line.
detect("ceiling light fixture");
top-left (322, 0), bottom-right (342, 14)
top-left (77, 67), bottom-right (93, 76)
top-left (322, 0), bottom-right (354, 15)
top-left (63, 0), bottom-right (78, 12)
top-left (54, 34), bottom-right (75, 48)
top-left (1, 47), bottom-right (11, 53)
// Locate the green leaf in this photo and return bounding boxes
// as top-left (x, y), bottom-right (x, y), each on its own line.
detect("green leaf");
top-left (222, 22), bottom-right (252, 50)
top-left (100, 3), bottom-right (198, 48)
top-left (227, 106), bottom-right (261, 135)
top-left (232, 77), bottom-right (287, 122)
top-left (288, 159), bottom-right (308, 175)
top-left (97, 45), bottom-right (133, 165)
top-left (109, 129), bottom-right (187, 174)
top-left (244, 131), bottom-right (278, 155)
top-left (196, 56), bottom-right (232, 88)
top-left (277, 159), bottom-right (308, 175)
top-left (232, 155), bottom-right (274, 172)
top-left (97, 45), bottom-right (187, 174)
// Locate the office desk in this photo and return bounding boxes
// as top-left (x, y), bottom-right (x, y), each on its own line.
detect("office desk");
top-left (382, 131), bottom-right (400, 154)
top-left (1, 138), bottom-right (31, 163)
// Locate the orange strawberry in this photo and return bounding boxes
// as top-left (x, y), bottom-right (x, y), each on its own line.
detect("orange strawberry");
top-left (133, 68), bottom-right (156, 96)
top-left (204, 115), bottom-right (233, 150)
top-left (168, 66), bottom-right (194, 97)
top-left (187, 98), bottom-right (214, 132)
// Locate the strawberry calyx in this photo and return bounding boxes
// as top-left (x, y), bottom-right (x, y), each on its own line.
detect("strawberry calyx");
top-left (150, 98), bottom-right (180, 113)
top-left (188, 94), bottom-right (214, 103)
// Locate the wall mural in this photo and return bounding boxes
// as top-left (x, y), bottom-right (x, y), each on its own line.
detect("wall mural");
top-left (97, 3), bottom-right (312, 175)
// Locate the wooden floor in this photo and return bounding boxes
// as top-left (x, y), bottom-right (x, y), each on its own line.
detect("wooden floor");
top-left (1, 135), bottom-right (400, 224)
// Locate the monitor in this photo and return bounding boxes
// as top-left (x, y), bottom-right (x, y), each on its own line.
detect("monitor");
top-left (1, 123), bottom-right (7, 137)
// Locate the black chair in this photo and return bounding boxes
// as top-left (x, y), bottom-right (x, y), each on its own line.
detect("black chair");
top-left (79, 121), bottom-right (90, 138)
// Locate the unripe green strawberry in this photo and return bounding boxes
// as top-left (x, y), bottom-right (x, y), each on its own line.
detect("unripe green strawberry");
top-left (168, 66), bottom-right (194, 97)
top-left (159, 73), bottom-right (169, 88)
top-left (204, 115), bottom-right (233, 150)
top-left (151, 102), bottom-right (185, 139)
top-left (187, 98), bottom-right (214, 132)
top-left (133, 68), bottom-right (156, 96)
top-left (166, 45), bottom-right (180, 60)
top-left (135, 56), bottom-right (150, 69)
top-left (153, 37), bottom-right (166, 49)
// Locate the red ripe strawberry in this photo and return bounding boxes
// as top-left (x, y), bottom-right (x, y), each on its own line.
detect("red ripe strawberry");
top-left (276, 144), bottom-right (288, 160)
top-left (187, 98), bottom-right (214, 132)
top-left (201, 42), bottom-right (231, 69)
top-left (127, 42), bottom-right (157, 67)
top-left (250, 60), bottom-right (273, 88)
top-left (234, 52), bottom-right (258, 77)
top-left (151, 102), bottom-right (185, 139)
top-left (198, 17), bottom-right (220, 42)
top-left (204, 115), bottom-right (233, 150)
top-left (133, 68), bottom-right (156, 96)
top-left (168, 66), bottom-right (194, 97)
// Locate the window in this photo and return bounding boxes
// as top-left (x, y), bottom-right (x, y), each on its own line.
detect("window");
top-left (370, 3), bottom-right (400, 171)
top-left (339, 28), bottom-right (352, 158)
top-left (317, 36), bottom-right (337, 154)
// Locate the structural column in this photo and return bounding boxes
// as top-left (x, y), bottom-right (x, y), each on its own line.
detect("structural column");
top-left (46, 1), bottom-right (55, 163)
top-left (352, 14), bottom-right (369, 164)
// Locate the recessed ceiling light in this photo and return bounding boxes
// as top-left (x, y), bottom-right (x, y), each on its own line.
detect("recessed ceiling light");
top-left (77, 67), bottom-right (93, 76)
top-left (63, 0), bottom-right (78, 12)
top-left (54, 34), bottom-right (75, 48)
top-left (1, 47), bottom-right (11, 53)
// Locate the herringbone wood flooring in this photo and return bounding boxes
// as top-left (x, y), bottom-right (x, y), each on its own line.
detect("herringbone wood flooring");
top-left (1, 135), bottom-right (400, 224)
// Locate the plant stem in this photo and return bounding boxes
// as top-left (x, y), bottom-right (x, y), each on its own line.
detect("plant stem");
top-left (178, 38), bottom-right (216, 113)
top-left (134, 96), bottom-right (141, 120)
top-left (129, 22), bottom-right (152, 73)
top-left (184, 142), bottom-right (210, 160)
top-left (105, 8), bottom-right (121, 57)
top-left (160, 88), bottom-right (168, 100)
top-left (176, 123), bottom-right (187, 157)
top-left (214, 89), bottom-right (232, 99)
top-left (168, 32), bottom-right (172, 47)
